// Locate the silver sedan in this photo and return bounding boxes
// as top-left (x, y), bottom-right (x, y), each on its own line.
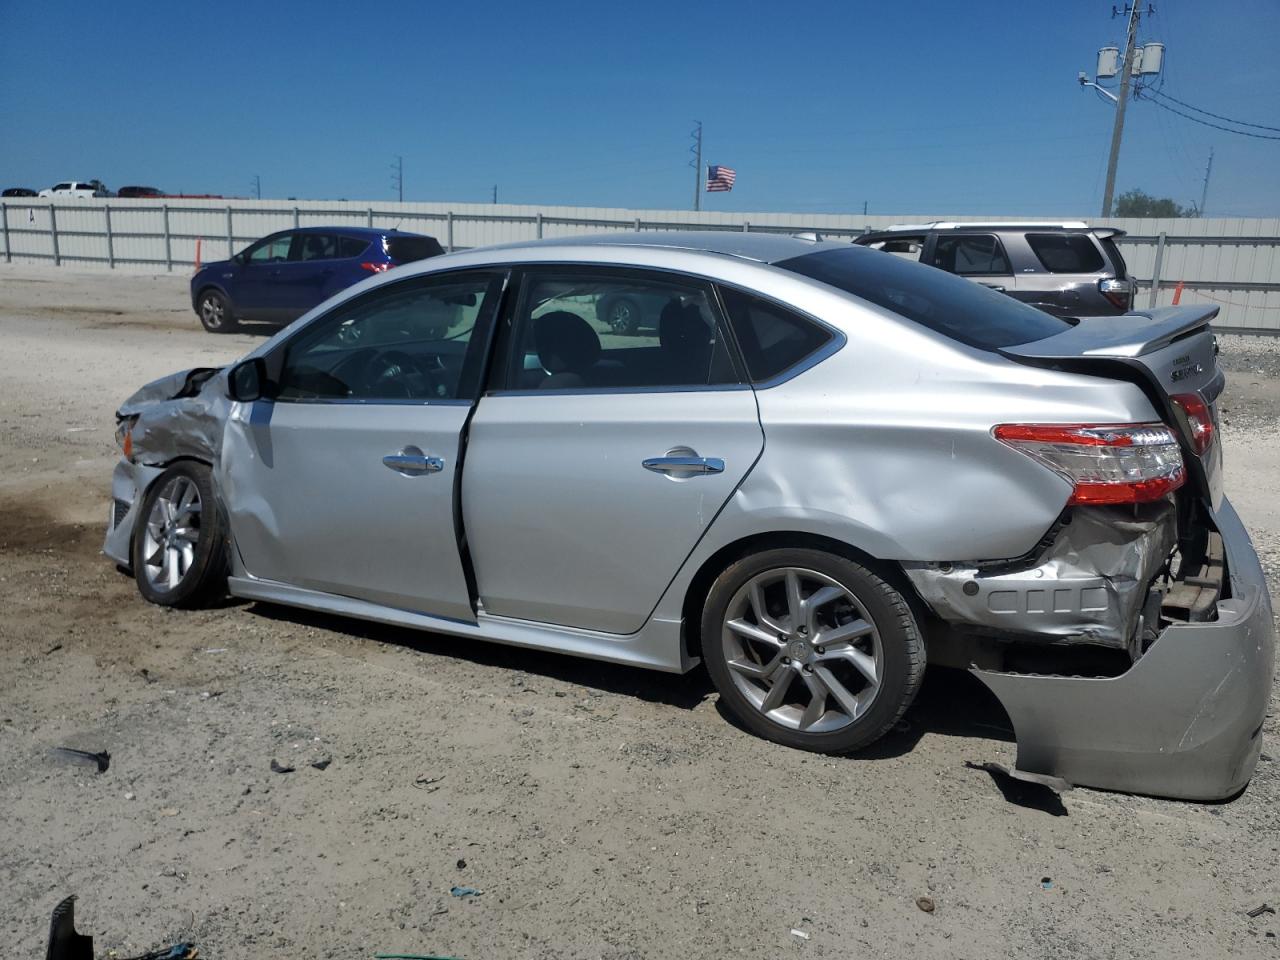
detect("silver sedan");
top-left (104, 233), bottom-right (1274, 801)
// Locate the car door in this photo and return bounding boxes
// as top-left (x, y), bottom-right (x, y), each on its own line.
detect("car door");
top-left (273, 232), bottom-right (342, 319)
top-left (233, 232), bottom-right (296, 319)
top-left (929, 232), bottom-right (1018, 297)
top-left (461, 266), bottom-right (765, 635)
top-left (219, 269), bottom-right (506, 621)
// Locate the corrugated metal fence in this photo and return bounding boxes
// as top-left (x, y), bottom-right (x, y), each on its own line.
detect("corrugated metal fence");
top-left (2, 198), bottom-right (1278, 333)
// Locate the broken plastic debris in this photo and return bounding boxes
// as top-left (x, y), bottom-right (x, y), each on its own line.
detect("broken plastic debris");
top-left (966, 761), bottom-right (1070, 816)
top-left (789, 928), bottom-right (811, 940)
top-left (54, 747), bottom-right (111, 773)
top-left (374, 954), bottom-right (464, 960)
top-left (1041, 877), bottom-right (1053, 890)
top-left (449, 886), bottom-right (481, 898)
top-left (1247, 903), bottom-right (1276, 918)
top-left (46, 895), bottom-right (93, 960)
top-left (413, 774), bottom-right (445, 790)
top-left (310, 759), bottom-right (332, 771)
top-left (269, 759), bottom-right (295, 774)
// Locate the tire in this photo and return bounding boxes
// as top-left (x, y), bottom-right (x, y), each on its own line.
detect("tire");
top-left (597, 295), bottom-right (641, 336)
top-left (197, 288), bottom-right (238, 333)
top-left (131, 462), bottom-right (228, 608)
top-left (702, 548), bottom-right (924, 754)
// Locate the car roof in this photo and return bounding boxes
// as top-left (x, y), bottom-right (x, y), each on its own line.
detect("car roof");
top-left (480, 231), bottom-right (847, 264)
top-left (288, 225), bottom-right (431, 238)
top-left (863, 221), bottom-right (1125, 241)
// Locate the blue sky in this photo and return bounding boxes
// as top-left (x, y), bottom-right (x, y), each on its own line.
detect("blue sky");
top-left (1, 0), bottom-right (1276, 215)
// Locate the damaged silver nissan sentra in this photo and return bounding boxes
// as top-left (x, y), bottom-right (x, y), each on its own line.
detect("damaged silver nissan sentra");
top-left (104, 233), bottom-right (1274, 800)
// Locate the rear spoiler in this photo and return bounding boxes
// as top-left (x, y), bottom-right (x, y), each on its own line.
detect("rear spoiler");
top-left (1001, 304), bottom-right (1218, 361)
top-left (1092, 227), bottom-right (1126, 240)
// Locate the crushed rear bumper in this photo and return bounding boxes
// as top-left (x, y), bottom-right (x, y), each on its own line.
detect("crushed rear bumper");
top-left (974, 497), bottom-right (1274, 801)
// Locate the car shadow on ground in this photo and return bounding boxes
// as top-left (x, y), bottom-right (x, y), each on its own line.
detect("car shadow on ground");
top-left (247, 601), bottom-right (1017, 738)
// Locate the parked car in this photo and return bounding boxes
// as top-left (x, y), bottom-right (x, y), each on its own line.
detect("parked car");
top-left (190, 226), bottom-right (444, 332)
top-left (2, 187), bottom-right (38, 197)
top-left (117, 185), bottom-right (165, 199)
top-left (107, 232), bottom-right (1271, 801)
top-left (853, 221), bottom-right (1135, 317)
top-left (38, 180), bottom-right (110, 198)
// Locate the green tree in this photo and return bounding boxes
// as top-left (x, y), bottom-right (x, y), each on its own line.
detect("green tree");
top-left (1114, 189), bottom-right (1197, 218)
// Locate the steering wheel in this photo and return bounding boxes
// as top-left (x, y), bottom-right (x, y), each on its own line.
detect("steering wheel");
top-left (353, 349), bottom-right (438, 399)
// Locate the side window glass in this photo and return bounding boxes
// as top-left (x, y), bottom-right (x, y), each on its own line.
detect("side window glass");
top-left (505, 272), bottom-right (738, 391)
top-left (338, 236), bottom-right (370, 258)
top-left (276, 273), bottom-right (501, 403)
top-left (295, 233), bottom-right (338, 261)
top-left (718, 287), bottom-right (833, 383)
top-left (1025, 233), bottom-right (1106, 273)
top-left (865, 235), bottom-right (926, 262)
top-left (247, 235), bottom-right (293, 263)
top-left (933, 234), bottom-right (1011, 275)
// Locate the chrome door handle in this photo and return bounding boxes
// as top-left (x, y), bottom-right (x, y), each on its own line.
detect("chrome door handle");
top-left (642, 455), bottom-right (725, 476)
top-left (383, 450), bottom-right (444, 475)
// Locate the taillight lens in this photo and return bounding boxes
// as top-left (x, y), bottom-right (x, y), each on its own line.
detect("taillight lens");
top-left (360, 261), bottom-right (391, 273)
top-left (1170, 392), bottom-right (1215, 455)
top-left (1099, 278), bottom-right (1133, 310)
top-left (994, 423), bottom-right (1185, 505)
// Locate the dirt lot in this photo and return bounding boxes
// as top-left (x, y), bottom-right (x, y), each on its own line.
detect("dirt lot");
top-left (1, 263), bottom-right (1277, 959)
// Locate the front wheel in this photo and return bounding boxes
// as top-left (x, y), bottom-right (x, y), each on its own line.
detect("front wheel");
top-left (598, 295), bottom-right (641, 336)
top-left (702, 548), bottom-right (925, 754)
top-left (132, 462), bottom-right (228, 607)
top-left (197, 288), bottom-right (238, 333)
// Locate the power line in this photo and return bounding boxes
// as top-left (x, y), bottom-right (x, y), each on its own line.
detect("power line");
top-left (1145, 88), bottom-right (1280, 133)
top-left (1136, 90), bottom-right (1280, 140)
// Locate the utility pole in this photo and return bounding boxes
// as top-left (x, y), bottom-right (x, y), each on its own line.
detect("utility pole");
top-left (391, 156), bottom-right (403, 202)
top-left (863, 200), bottom-right (868, 215)
top-left (1199, 147), bottom-right (1213, 217)
top-left (690, 121), bottom-right (703, 212)
top-left (1100, 3), bottom-right (1144, 217)
top-left (252, 175), bottom-right (261, 200)
top-left (492, 184), bottom-right (497, 204)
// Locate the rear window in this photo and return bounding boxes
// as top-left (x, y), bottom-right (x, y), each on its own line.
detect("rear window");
top-left (718, 286), bottom-right (833, 382)
top-left (384, 235), bottom-right (444, 263)
top-left (777, 246), bottom-right (1071, 350)
top-left (338, 236), bottom-right (370, 258)
top-left (1100, 237), bottom-right (1129, 279)
top-left (1026, 233), bottom-right (1105, 273)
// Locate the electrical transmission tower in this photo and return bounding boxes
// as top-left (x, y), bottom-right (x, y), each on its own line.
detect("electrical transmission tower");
top-left (690, 121), bottom-right (703, 212)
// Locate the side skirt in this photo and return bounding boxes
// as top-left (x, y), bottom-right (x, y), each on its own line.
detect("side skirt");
top-left (227, 575), bottom-right (695, 673)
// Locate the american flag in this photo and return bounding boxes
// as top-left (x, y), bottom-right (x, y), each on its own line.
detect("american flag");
top-left (706, 164), bottom-right (736, 192)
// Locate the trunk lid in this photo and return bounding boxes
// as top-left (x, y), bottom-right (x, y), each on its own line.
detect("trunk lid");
top-left (1000, 304), bottom-right (1224, 506)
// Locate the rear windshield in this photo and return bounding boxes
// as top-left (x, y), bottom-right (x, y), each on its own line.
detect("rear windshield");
top-left (777, 245), bottom-right (1071, 350)
top-left (1026, 233), bottom-right (1105, 273)
top-left (1100, 237), bottom-right (1129, 278)
top-left (384, 235), bottom-right (444, 263)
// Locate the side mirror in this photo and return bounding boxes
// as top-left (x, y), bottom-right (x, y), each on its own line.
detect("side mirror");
top-left (227, 357), bottom-right (267, 402)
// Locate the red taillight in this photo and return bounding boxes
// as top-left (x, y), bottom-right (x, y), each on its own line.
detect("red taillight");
top-left (360, 261), bottom-right (390, 273)
top-left (994, 422), bottom-right (1185, 505)
top-left (1099, 278), bottom-right (1133, 311)
top-left (1170, 392), bottom-right (1215, 455)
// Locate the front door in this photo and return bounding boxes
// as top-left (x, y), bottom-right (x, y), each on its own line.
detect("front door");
top-left (234, 232), bottom-right (296, 320)
top-left (461, 266), bottom-right (765, 635)
top-left (220, 269), bottom-right (505, 620)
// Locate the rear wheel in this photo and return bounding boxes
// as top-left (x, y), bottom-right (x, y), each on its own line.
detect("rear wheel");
top-left (702, 548), bottom-right (924, 753)
top-left (132, 462), bottom-right (228, 608)
top-left (197, 288), bottom-right (238, 333)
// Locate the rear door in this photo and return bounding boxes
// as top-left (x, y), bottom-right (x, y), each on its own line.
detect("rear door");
top-left (1019, 231), bottom-right (1114, 317)
top-left (273, 232), bottom-right (343, 317)
top-left (461, 266), bottom-right (764, 634)
top-left (929, 232), bottom-right (1018, 297)
top-left (220, 269), bottom-right (506, 619)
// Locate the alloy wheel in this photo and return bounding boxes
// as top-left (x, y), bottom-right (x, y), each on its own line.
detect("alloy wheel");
top-left (141, 475), bottom-right (203, 592)
top-left (720, 566), bottom-right (883, 733)
top-left (200, 295), bottom-right (224, 328)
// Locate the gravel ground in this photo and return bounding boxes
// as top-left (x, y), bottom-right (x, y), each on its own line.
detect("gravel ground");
top-left (1, 264), bottom-right (1277, 959)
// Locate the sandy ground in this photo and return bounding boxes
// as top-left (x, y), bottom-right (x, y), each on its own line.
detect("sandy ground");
top-left (0, 263), bottom-right (1277, 960)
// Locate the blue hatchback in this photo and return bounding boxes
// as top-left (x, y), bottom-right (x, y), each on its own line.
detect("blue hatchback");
top-left (191, 226), bottom-right (444, 332)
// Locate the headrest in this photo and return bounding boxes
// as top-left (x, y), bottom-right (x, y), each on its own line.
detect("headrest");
top-left (534, 311), bottom-right (601, 374)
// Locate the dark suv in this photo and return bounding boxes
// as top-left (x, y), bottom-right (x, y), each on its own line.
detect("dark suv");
top-left (853, 221), bottom-right (1135, 317)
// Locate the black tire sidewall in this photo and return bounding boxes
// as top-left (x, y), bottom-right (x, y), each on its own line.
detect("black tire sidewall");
top-left (132, 462), bottom-right (227, 607)
top-left (198, 289), bottom-right (237, 333)
top-left (702, 547), bottom-right (923, 754)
